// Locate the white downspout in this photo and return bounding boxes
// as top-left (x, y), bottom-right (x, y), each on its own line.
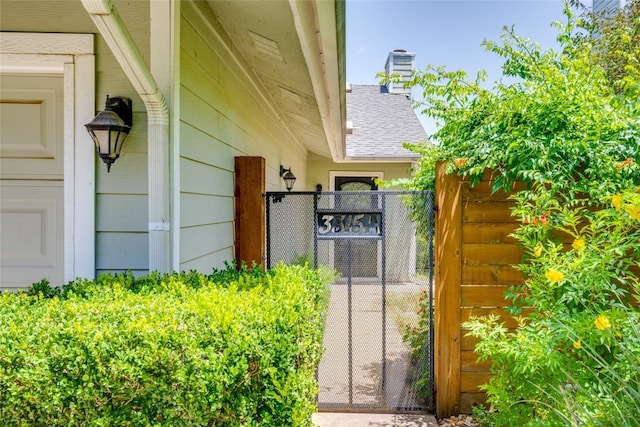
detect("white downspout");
top-left (81, 0), bottom-right (171, 274)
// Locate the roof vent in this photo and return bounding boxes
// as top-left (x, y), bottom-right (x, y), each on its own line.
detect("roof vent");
top-left (248, 31), bottom-right (284, 62)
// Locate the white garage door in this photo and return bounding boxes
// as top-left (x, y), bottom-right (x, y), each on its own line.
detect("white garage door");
top-left (0, 74), bottom-right (65, 290)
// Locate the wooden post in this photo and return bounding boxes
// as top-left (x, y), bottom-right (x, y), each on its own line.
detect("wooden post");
top-left (435, 162), bottom-right (463, 418)
top-left (234, 156), bottom-right (265, 269)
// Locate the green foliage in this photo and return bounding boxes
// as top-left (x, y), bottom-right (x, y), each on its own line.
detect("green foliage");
top-left (379, 143), bottom-right (443, 192)
top-left (26, 278), bottom-right (59, 299)
top-left (380, 1), bottom-right (640, 425)
top-left (0, 263), bottom-right (331, 426)
top-left (400, 289), bottom-right (432, 402)
top-left (467, 185), bottom-right (640, 426)
top-left (572, 0), bottom-right (640, 95)
top-left (290, 251), bottom-right (314, 267)
top-left (511, 192), bottom-right (640, 314)
top-left (466, 303), bottom-right (640, 426)
top-left (27, 261), bottom-right (267, 300)
top-left (380, 2), bottom-right (639, 192)
top-left (207, 260), bottom-right (267, 288)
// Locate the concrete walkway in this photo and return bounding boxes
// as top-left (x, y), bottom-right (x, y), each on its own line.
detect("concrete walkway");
top-left (314, 282), bottom-right (436, 426)
top-left (312, 412), bottom-right (438, 427)
top-left (318, 283), bottom-right (430, 410)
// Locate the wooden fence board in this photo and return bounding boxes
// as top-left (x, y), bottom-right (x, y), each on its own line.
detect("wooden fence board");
top-left (461, 351), bottom-right (491, 371)
top-left (461, 286), bottom-right (511, 307)
top-left (462, 264), bottom-right (524, 285)
top-left (463, 243), bottom-right (523, 265)
top-left (463, 202), bottom-right (516, 223)
top-left (461, 372), bottom-right (492, 393)
top-left (460, 307), bottom-right (527, 328)
top-left (436, 166), bottom-right (528, 417)
top-left (234, 156), bottom-right (265, 269)
top-left (462, 223), bottom-right (518, 244)
top-left (461, 334), bottom-right (481, 351)
top-left (462, 180), bottom-right (527, 200)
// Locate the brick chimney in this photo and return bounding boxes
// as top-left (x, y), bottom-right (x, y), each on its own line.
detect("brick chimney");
top-left (384, 49), bottom-right (415, 96)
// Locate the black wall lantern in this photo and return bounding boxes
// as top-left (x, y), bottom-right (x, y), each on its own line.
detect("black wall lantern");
top-left (280, 165), bottom-right (296, 192)
top-left (85, 95), bottom-right (132, 172)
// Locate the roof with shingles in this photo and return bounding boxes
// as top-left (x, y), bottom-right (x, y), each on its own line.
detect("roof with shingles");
top-left (346, 84), bottom-right (427, 161)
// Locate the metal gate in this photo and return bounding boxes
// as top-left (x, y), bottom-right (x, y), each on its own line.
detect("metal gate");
top-left (266, 190), bottom-right (435, 412)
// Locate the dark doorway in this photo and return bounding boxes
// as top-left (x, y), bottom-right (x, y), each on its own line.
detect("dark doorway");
top-left (334, 176), bottom-right (379, 279)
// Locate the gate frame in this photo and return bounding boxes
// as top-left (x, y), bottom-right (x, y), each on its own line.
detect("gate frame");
top-left (265, 190), bottom-right (436, 412)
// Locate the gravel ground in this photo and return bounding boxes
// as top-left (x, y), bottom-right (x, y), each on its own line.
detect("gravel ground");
top-left (437, 415), bottom-right (479, 427)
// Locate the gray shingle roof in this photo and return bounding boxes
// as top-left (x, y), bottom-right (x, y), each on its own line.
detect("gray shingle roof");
top-left (346, 84), bottom-right (427, 160)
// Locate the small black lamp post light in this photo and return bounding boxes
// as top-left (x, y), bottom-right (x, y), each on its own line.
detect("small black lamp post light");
top-left (85, 95), bottom-right (133, 172)
top-left (280, 165), bottom-right (296, 192)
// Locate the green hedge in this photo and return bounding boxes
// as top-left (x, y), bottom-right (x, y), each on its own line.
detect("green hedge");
top-left (0, 263), bottom-right (331, 426)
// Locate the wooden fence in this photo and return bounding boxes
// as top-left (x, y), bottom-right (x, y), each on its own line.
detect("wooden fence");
top-left (433, 163), bottom-right (640, 418)
top-left (434, 163), bottom-right (526, 417)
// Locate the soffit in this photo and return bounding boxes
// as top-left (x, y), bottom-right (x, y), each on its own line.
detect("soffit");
top-left (204, 0), bottom-right (332, 157)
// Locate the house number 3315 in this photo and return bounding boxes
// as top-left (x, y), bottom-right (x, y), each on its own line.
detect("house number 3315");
top-left (317, 213), bottom-right (382, 237)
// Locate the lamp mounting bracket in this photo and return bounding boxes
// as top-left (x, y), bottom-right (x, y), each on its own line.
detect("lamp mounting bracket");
top-left (106, 95), bottom-right (133, 128)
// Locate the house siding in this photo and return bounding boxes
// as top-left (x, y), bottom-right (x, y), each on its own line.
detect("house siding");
top-left (306, 153), bottom-right (415, 189)
top-left (1, 0), bottom-right (151, 279)
top-left (3, 0), bottom-right (344, 280)
top-left (178, 0), bottom-right (307, 272)
top-left (92, 1), bottom-right (150, 277)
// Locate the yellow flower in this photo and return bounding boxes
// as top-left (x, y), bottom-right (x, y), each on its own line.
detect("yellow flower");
top-left (572, 238), bottom-right (585, 252)
top-left (534, 245), bottom-right (543, 257)
top-left (572, 340), bottom-right (582, 349)
top-left (625, 205), bottom-right (640, 221)
top-left (594, 315), bottom-right (611, 331)
top-left (517, 334), bottom-right (526, 342)
top-left (612, 194), bottom-right (623, 211)
top-left (545, 269), bottom-right (564, 283)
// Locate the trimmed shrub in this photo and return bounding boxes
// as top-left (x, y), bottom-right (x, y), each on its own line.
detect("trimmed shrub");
top-left (0, 263), bottom-right (331, 426)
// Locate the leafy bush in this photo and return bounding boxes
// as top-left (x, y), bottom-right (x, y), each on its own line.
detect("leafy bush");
top-left (465, 184), bottom-right (640, 426)
top-left (380, 1), bottom-right (640, 424)
top-left (0, 263), bottom-right (331, 426)
top-left (400, 289), bottom-right (432, 402)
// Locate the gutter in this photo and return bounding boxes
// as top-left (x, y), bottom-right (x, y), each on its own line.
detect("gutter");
top-left (81, 0), bottom-right (171, 274)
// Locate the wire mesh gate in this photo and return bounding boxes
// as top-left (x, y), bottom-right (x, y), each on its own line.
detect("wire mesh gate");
top-left (265, 190), bottom-right (435, 412)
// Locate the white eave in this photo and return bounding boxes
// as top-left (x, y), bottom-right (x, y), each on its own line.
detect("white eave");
top-left (289, 0), bottom-right (346, 162)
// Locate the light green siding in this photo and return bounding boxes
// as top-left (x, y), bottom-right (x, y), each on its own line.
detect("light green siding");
top-left (1, 0), bottom-right (151, 277)
top-left (3, 0), bottom-right (348, 278)
top-left (178, 0), bottom-right (307, 271)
